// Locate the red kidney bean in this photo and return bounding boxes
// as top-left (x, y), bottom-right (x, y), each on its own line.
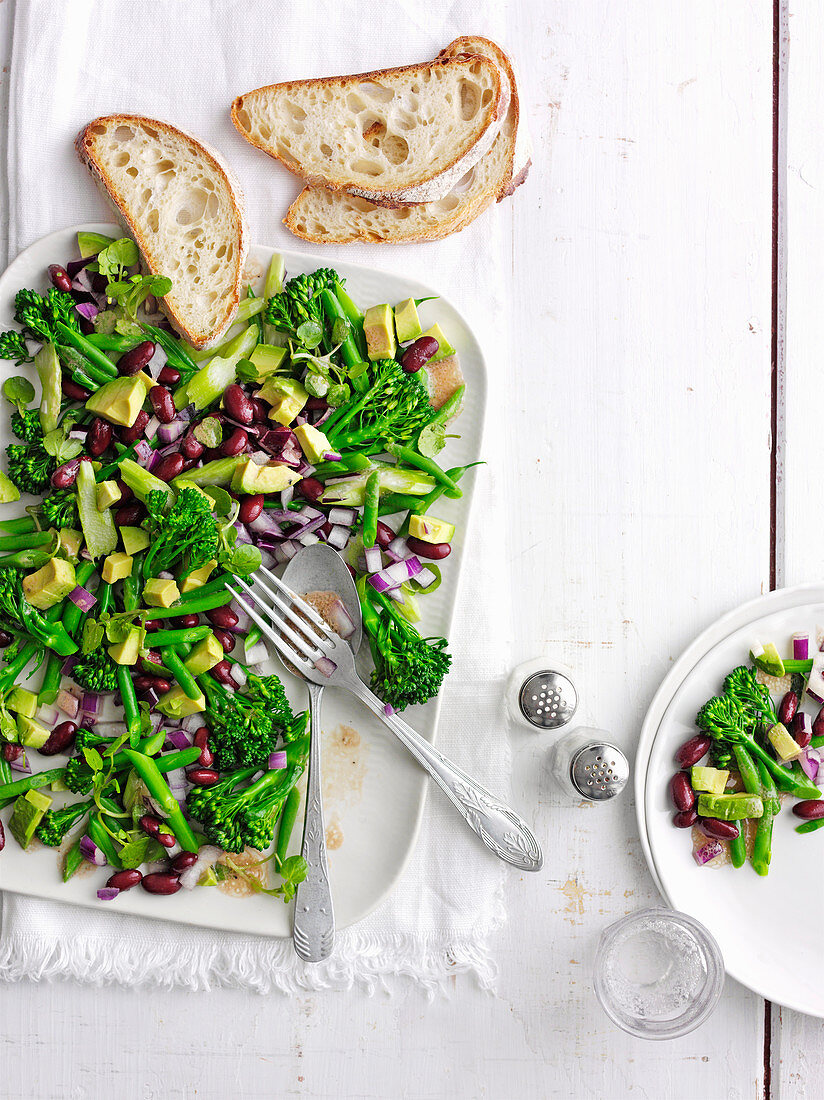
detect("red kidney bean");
top-left (157, 365), bottom-right (181, 386)
top-left (149, 385), bottom-right (176, 424)
top-left (400, 335), bottom-right (439, 374)
top-left (675, 734), bottom-right (712, 768)
top-left (238, 494), bottom-right (263, 525)
top-left (212, 628), bottom-right (235, 653)
top-left (62, 377), bottom-right (92, 401)
top-left (171, 851), bottom-right (198, 872)
top-left (141, 872), bottom-right (181, 895)
top-left (221, 427), bottom-right (248, 457)
top-left (296, 477), bottom-right (323, 502)
top-left (249, 398), bottom-right (270, 424)
top-left (187, 767), bottom-right (220, 786)
top-left (120, 410), bottom-right (150, 444)
top-left (194, 727), bottom-right (210, 750)
top-left (39, 720), bottom-right (78, 756)
top-left (813, 706), bottom-right (824, 739)
top-left (305, 397), bottom-right (328, 410)
top-left (174, 613), bottom-right (200, 629)
top-left (107, 869), bottom-right (142, 891)
top-left (375, 521), bottom-right (395, 550)
top-left (792, 711), bottom-right (813, 749)
top-left (78, 316), bottom-right (95, 336)
top-left (669, 772), bottom-right (695, 813)
top-left (156, 830), bottom-right (176, 849)
top-left (206, 606), bottom-right (239, 632)
top-left (115, 479), bottom-right (133, 503)
top-left (132, 675), bottom-right (155, 693)
top-left (203, 446), bottom-right (223, 463)
top-left (153, 678), bottom-right (172, 695)
top-left (153, 453), bottom-right (185, 481)
top-left (779, 690), bottom-right (799, 726)
top-left (142, 621), bottom-right (161, 635)
top-left (115, 501), bottom-right (145, 527)
top-left (198, 747), bottom-right (214, 768)
top-left (346, 562), bottom-right (357, 580)
top-left (180, 429), bottom-right (204, 460)
top-left (223, 383), bottom-right (254, 424)
top-left (699, 817), bottom-right (740, 840)
top-left (0, 630), bottom-right (12, 648)
top-left (117, 340), bottom-right (155, 376)
top-left (2, 743), bottom-right (23, 763)
top-left (672, 808), bottom-right (698, 829)
top-left (210, 660), bottom-right (234, 686)
top-left (793, 800), bottom-right (824, 820)
top-left (138, 815), bottom-right (162, 839)
top-left (406, 536), bottom-right (451, 560)
top-left (48, 264), bottom-right (72, 293)
top-left (51, 457), bottom-right (82, 489)
top-left (88, 417), bottom-right (114, 457)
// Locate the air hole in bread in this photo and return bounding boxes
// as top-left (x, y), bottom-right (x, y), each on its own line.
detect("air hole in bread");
top-left (205, 193), bottom-right (219, 219)
top-left (382, 134), bottom-right (409, 165)
top-left (143, 126), bottom-right (159, 140)
top-left (113, 151), bottom-right (130, 167)
top-left (258, 124), bottom-right (271, 141)
top-left (114, 126), bottom-right (135, 141)
top-left (216, 244), bottom-right (226, 258)
top-left (236, 107), bottom-right (251, 131)
top-left (320, 143), bottom-right (332, 156)
top-left (362, 117), bottom-right (385, 139)
top-left (147, 209), bottom-right (159, 233)
top-left (481, 89), bottom-right (493, 106)
top-left (351, 158), bottom-right (383, 177)
top-left (284, 100), bottom-right (307, 122)
top-left (91, 124), bottom-right (106, 136)
top-left (126, 166), bottom-right (138, 178)
top-left (459, 81), bottom-right (481, 120)
top-left (358, 82), bottom-right (393, 104)
top-left (346, 93), bottom-right (366, 113)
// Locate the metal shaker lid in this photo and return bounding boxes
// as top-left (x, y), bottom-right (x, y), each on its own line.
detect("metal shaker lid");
top-left (570, 742), bottom-right (629, 800)
top-left (518, 669), bottom-right (578, 730)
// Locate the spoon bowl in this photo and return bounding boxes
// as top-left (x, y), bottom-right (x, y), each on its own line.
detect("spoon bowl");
top-left (282, 543), bottom-right (363, 658)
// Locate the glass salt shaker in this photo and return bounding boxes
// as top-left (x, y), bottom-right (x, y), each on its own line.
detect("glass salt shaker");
top-left (550, 726), bottom-right (630, 801)
top-left (506, 657), bottom-right (579, 732)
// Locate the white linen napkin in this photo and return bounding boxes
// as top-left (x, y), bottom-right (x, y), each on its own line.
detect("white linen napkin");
top-left (0, 0), bottom-right (517, 992)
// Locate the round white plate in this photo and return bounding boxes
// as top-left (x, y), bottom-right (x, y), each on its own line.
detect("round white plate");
top-left (635, 582), bottom-right (824, 1015)
top-left (0, 224), bottom-right (487, 936)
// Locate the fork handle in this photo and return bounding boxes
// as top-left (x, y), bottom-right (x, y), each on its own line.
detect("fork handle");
top-left (292, 682), bottom-right (335, 962)
top-left (349, 680), bottom-right (543, 871)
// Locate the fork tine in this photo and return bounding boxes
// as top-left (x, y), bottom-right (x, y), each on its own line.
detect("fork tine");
top-left (258, 565), bottom-right (336, 639)
top-left (228, 588), bottom-right (317, 675)
top-left (246, 571), bottom-right (336, 654)
top-left (231, 577), bottom-right (322, 662)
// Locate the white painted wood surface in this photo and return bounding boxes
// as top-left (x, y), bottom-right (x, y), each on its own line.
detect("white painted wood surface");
top-left (0, 1), bottom-right (782, 1097)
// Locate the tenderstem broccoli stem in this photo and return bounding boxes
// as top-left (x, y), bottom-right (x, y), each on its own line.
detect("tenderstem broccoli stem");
top-left (122, 552), bottom-right (144, 613)
top-left (0, 516), bottom-right (36, 535)
top-left (38, 652), bottom-right (63, 705)
top-left (387, 444), bottom-right (462, 497)
top-left (96, 580), bottom-right (113, 615)
top-left (752, 758), bottom-right (777, 875)
top-left (61, 561), bottom-right (96, 637)
top-left (0, 641), bottom-right (39, 694)
top-left (116, 664), bottom-right (141, 746)
top-left (0, 530), bottom-right (52, 551)
top-left (319, 289), bottom-right (364, 369)
top-left (122, 749), bottom-right (199, 852)
top-left (86, 333), bottom-right (140, 353)
top-left (149, 625), bottom-right (211, 649)
top-left (333, 282), bottom-right (368, 360)
top-left (361, 471), bottom-right (381, 549)
top-left (0, 757), bottom-right (11, 785)
top-left (310, 453), bottom-right (374, 479)
top-left (0, 766), bottom-right (66, 808)
top-left (421, 386), bottom-right (465, 434)
top-left (276, 787), bottom-right (301, 867)
top-left (162, 647), bottom-right (201, 700)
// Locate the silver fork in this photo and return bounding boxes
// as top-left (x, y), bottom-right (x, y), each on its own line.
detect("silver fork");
top-left (230, 567), bottom-right (543, 872)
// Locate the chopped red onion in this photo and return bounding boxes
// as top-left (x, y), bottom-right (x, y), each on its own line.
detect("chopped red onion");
top-left (9, 753), bottom-right (30, 773)
top-left (165, 767), bottom-right (188, 795)
top-left (322, 451), bottom-right (343, 462)
top-left (181, 713), bottom-right (205, 733)
top-left (229, 599), bottom-right (252, 632)
top-left (269, 750), bottom-right (288, 770)
top-left (66, 255), bottom-right (96, 278)
top-left (280, 485), bottom-right (294, 508)
top-left (37, 704), bottom-right (59, 729)
top-left (68, 429), bottom-right (87, 443)
top-left (326, 597), bottom-right (355, 639)
top-left (297, 504), bottom-right (324, 521)
top-left (80, 835), bottom-right (106, 866)
top-left (364, 546), bottom-right (382, 573)
top-left (298, 532), bottom-right (320, 547)
top-left (231, 663), bottom-right (248, 688)
top-left (326, 525), bottom-right (350, 550)
top-left (387, 536), bottom-right (409, 561)
top-left (81, 692), bottom-right (101, 716)
top-left (693, 840), bottom-right (723, 866)
top-left (233, 522), bottom-right (253, 546)
top-left (68, 585), bottom-right (97, 612)
top-left (386, 587), bottom-right (404, 602)
top-left (258, 548), bottom-right (277, 570)
top-left (251, 450), bottom-right (271, 465)
top-left (178, 845), bottom-right (223, 890)
top-left (146, 343), bottom-right (168, 379)
top-left (56, 689), bottom-right (80, 719)
top-left (793, 633), bottom-right (811, 660)
top-left (295, 515), bottom-right (326, 539)
top-left (133, 439), bottom-right (154, 467)
top-left (281, 540), bottom-right (299, 560)
top-left (384, 703), bottom-right (395, 716)
top-left (97, 887), bottom-right (120, 901)
top-left (75, 300), bottom-right (99, 322)
top-left (157, 419), bottom-right (186, 445)
top-left (177, 402), bottom-right (197, 422)
top-left (328, 506), bottom-right (356, 527)
top-left (165, 729), bottom-right (193, 751)
top-left (315, 656), bottom-right (337, 677)
top-left (800, 747), bottom-right (821, 783)
top-left (368, 557), bottom-right (423, 592)
top-left (244, 638), bottom-right (269, 665)
top-left (61, 654), bottom-right (82, 676)
top-left (249, 511), bottom-right (284, 538)
top-left (416, 567), bottom-right (437, 589)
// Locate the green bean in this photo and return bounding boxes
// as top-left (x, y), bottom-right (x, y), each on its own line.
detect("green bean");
top-left (122, 749), bottom-right (199, 852)
top-left (62, 833), bottom-right (86, 881)
top-left (38, 652), bottom-right (63, 705)
top-left (729, 831), bottom-right (746, 868)
top-left (276, 787), bottom-right (302, 866)
top-left (150, 587), bottom-right (236, 618)
top-left (310, 453), bottom-right (373, 479)
top-left (0, 766), bottom-right (67, 809)
top-left (0, 516), bottom-right (36, 535)
top-left (812, 734), bottom-right (824, 750)
top-left (61, 561), bottom-right (96, 638)
top-left (245, 624), bottom-right (261, 649)
top-left (320, 288), bottom-right (365, 369)
top-left (87, 812), bottom-right (122, 868)
top-left (333, 281), bottom-right (368, 359)
top-left (55, 321), bottom-right (118, 378)
top-left (148, 625), bottom-right (211, 649)
top-left (387, 444), bottom-right (463, 497)
top-left (0, 641), bottom-right (40, 694)
top-left (397, 464), bottom-right (479, 537)
top-left (96, 580), bottom-right (113, 615)
top-left (72, 367), bottom-right (99, 391)
top-left (0, 756), bottom-right (12, 785)
top-left (796, 818), bottom-right (824, 834)
top-left (419, 385), bottom-right (465, 436)
top-left (122, 552), bottom-right (144, 612)
top-left (116, 663), bottom-right (141, 746)
top-left (0, 530), bottom-right (52, 552)
top-left (86, 333), bottom-right (141, 353)
top-left (752, 758), bottom-right (777, 875)
top-left (162, 647), bottom-right (202, 700)
top-left (377, 492), bottom-right (420, 516)
top-left (361, 471), bottom-right (381, 549)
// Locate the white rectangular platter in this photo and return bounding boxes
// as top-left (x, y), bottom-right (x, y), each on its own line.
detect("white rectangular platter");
top-left (0, 223), bottom-right (487, 936)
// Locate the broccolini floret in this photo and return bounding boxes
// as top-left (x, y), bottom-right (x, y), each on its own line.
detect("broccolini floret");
top-left (41, 489), bottom-right (80, 529)
top-left (71, 649), bottom-right (118, 693)
top-left (35, 798), bottom-right (92, 847)
top-left (10, 409), bottom-right (41, 442)
top-left (142, 485), bottom-right (219, 579)
top-left (323, 359), bottom-right (436, 452)
top-left (199, 672), bottom-right (302, 771)
top-left (265, 269), bottom-right (339, 339)
top-left (0, 569), bottom-right (77, 656)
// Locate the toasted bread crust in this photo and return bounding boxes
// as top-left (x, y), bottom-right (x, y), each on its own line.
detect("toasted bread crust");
top-left (231, 55), bottom-right (506, 203)
top-left (75, 114), bottom-right (248, 349)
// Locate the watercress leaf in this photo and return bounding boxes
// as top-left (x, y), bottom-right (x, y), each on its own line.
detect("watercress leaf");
top-left (0, 704), bottom-right (18, 743)
top-left (304, 372), bottom-right (329, 398)
top-left (417, 422), bottom-right (447, 458)
top-left (326, 383), bottom-right (350, 407)
top-left (97, 238), bottom-right (139, 281)
top-left (296, 320), bottom-right (323, 349)
top-left (82, 747), bottom-right (103, 772)
top-left (93, 310), bottom-right (118, 335)
top-left (414, 296), bottom-right (439, 307)
top-left (117, 835), bottom-right (151, 869)
top-left (278, 854), bottom-right (308, 901)
top-left (193, 417), bottom-right (223, 448)
top-left (235, 358), bottom-right (259, 384)
top-left (228, 544), bottom-right (262, 576)
top-left (105, 280), bottom-right (133, 302)
top-left (347, 360), bottom-right (369, 381)
top-left (81, 618), bottom-right (105, 654)
top-left (203, 485), bottom-right (233, 516)
top-left (3, 375), bottom-right (35, 411)
top-left (331, 317), bottom-right (349, 345)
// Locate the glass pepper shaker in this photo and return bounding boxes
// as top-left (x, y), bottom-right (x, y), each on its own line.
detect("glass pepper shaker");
top-left (506, 656), bottom-right (579, 732)
top-left (550, 726), bottom-right (630, 801)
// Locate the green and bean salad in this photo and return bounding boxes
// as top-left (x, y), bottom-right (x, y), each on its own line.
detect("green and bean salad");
top-left (0, 231), bottom-right (478, 901)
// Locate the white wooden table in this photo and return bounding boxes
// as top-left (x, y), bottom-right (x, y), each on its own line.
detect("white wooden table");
top-left (0, 1), bottom-right (817, 1096)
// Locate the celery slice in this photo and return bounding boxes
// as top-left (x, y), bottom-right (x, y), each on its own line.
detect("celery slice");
top-left (76, 460), bottom-right (118, 559)
top-left (35, 342), bottom-right (61, 434)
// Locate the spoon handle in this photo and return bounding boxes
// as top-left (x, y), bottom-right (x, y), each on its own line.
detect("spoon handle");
top-left (348, 679), bottom-right (543, 871)
top-left (292, 682), bottom-right (335, 962)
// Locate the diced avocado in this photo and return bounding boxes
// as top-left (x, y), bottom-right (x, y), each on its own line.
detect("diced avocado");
top-left (17, 714), bottom-right (51, 750)
top-left (108, 625), bottom-right (142, 666)
top-left (120, 526), bottom-right (150, 555)
top-left (419, 323), bottom-right (456, 363)
top-left (697, 792), bottom-right (764, 821)
top-left (0, 470), bottom-right (20, 503)
top-left (143, 578), bottom-right (180, 608)
top-left (77, 230), bottom-right (115, 259)
top-left (156, 685), bottom-right (207, 719)
top-left (180, 559), bottom-right (217, 594)
top-left (101, 552), bottom-right (133, 584)
top-left (230, 458), bottom-right (301, 495)
top-left (294, 423), bottom-right (332, 465)
top-left (85, 375), bottom-right (151, 428)
top-left (256, 376), bottom-right (308, 426)
top-left (749, 640), bottom-right (785, 678)
top-left (394, 298), bottom-right (423, 343)
top-left (9, 788), bottom-right (52, 848)
top-left (76, 459), bottom-right (118, 558)
top-left (768, 721), bottom-right (802, 763)
top-left (50, 776), bottom-right (70, 793)
top-left (183, 634), bottom-right (224, 675)
top-left (691, 766), bottom-right (729, 795)
top-left (199, 865), bottom-right (219, 887)
top-left (7, 688), bottom-right (38, 719)
top-left (23, 557), bottom-right (76, 610)
top-left (408, 513), bottom-right (455, 544)
top-left (96, 480), bottom-right (122, 512)
top-left (173, 455), bottom-right (246, 490)
top-left (364, 303), bottom-right (397, 361)
top-left (59, 529), bottom-right (83, 559)
top-left (250, 344), bottom-right (288, 378)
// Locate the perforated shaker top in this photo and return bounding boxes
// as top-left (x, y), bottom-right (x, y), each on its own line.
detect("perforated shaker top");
top-left (518, 670), bottom-right (578, 729)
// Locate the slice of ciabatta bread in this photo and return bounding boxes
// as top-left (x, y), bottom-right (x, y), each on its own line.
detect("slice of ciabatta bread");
top-left (75, 115), bottom-right (248, 349)
top-left (231, 55), bottom-right (508, 207)
top-left (284, 37), bottom-right (529, 244)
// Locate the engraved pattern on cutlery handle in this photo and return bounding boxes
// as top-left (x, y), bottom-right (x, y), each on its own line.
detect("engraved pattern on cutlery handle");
top-left (292, 683), bottom-right (334, 962)
top-left (349, 681), bottom-right (543, 871)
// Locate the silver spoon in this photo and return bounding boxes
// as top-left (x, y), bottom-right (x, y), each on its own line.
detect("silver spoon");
top-left (278, 546), bottom-right (362, 962)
